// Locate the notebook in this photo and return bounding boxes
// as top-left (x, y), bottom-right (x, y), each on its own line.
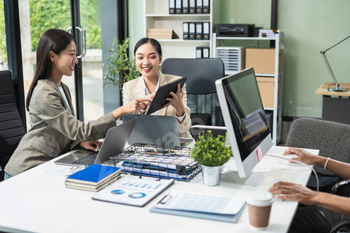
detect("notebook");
top-left (55, 118), bottom-right (137, 166)
top-left (122, 114), bottom-right (181, 148)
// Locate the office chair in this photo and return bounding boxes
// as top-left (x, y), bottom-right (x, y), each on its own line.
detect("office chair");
top-left (161, 58), bottom-right (225, 126)
top-left (0, 70), bottom-right (26, 181)
top-left (285, 117), bottom-right (350, 193)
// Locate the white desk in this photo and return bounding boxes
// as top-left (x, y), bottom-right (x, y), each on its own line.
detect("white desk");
top-left (0, 146), bottom-right (314, 233)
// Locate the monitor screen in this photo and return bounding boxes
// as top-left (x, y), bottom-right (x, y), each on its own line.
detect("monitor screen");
top-left (215, 68), bottom-right (272, 178)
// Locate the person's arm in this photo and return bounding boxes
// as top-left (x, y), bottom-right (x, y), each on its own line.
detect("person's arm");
top-left (269, 181), bottom-right (350, 216)
top-left (282, 147), bottom-right (350, 179)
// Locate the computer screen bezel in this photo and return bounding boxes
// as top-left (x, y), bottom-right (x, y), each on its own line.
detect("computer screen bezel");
top-left (215, 68), bottom-right (273, 178)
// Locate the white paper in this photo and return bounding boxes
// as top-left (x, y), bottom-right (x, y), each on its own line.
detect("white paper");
top-left (156, 190), bottom-right (245, 215)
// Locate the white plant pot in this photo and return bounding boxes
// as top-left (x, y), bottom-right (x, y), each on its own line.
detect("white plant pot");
top-left (201, 164), bottom-right (221, 186)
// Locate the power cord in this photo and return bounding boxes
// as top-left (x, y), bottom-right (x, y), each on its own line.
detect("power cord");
top-left (265, 154), bottom-right (319, 192)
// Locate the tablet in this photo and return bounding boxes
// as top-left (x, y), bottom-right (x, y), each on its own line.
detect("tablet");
top-left (146, 76), bottom-right (187, 115)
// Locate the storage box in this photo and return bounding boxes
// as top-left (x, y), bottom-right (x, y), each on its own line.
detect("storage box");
top-left (256, 77), bottom-right (274, 108)
top-left (245, 48), bottom-right (280, 74)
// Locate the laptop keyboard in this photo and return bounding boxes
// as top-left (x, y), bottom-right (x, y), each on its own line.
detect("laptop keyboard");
top-left (73, 153), bottom-right (97, 166)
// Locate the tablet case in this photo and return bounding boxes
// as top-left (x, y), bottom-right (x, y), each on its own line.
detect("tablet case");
top-left (149, 203), bottom-right (247, 223)
top-left (147, 77), bottom-right (187, 115)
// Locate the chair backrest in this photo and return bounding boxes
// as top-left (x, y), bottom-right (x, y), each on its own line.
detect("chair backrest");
top-left (0, 70), bottom-right (26, 173)
top-left (285, 117), bottom-right (350, 174)
top-left (161, 58), bottom-right (225, 125)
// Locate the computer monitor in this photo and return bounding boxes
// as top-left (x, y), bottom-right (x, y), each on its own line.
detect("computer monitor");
top-left (215, 67), bottom-right (273, 178)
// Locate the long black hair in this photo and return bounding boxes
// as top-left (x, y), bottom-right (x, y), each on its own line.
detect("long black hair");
top-left (134, 37), bottom-right (162, 62)
top-left (26, 29), bottom-right (76, 111)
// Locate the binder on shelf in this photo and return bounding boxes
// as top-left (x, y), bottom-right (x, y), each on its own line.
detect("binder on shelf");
top-left (203, 22), bottom-right (210, 40)
top-left (202, 47), bottom-right (210, 58)
top-left (175, 0), bottom-right (182, 14)
top-left (183, 22), bottom-right (189, 40)
top-left (196, 0), bottom-right (203, 14)
top-left (189, 22), bottom-right (196, 40)
top-left (147, 28), bottom-right (179, 40)
top-left (189, 0), bottom-right (196, 14)
top-left (203, 0), bottom-right (210, 14)
top-left (169, 0), bottom-right (175, 14)
top-left (196, 46), bottom-right (203, 58)
top-left (182, 0), bottom-right (189, 14)
top-left (196, 22), bottom-right (203, 40)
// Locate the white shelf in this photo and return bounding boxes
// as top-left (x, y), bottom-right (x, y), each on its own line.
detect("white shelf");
top-left (144, 0), bottom-right (220, 60)
top-left (213, 33), bottom-right (284, 146)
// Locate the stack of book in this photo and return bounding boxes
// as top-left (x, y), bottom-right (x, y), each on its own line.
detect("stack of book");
top-left (146, 28), bottom-right (179, 39)
top-left (65, 164), bottom-right (121, 192)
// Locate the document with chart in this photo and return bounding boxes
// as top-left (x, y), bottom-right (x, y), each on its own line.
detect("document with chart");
top-left (91, 175), bottom-right (174, 207)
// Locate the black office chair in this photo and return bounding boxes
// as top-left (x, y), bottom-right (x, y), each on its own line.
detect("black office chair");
top-left (0, 70), bottom-right (26, 181)
top-left (161, 58), bottom-right (225, 126)
top-left (285, 117), bottom-right (350, 193)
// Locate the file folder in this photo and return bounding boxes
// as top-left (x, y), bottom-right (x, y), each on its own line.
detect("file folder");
top-left (169, 0), bottom-right (175, 14)
top-left (196, 0), bottom-right (203, 14)
top-left (176, 0), bottom-right (182, 14)
top-left (182, 0), bottom-right (189, 14)
top-left (183, 22), bottom-right (189, 39)
top-left (195, 22), bottom-right (203, 40)
top-left (203, 0), bottom-right (210, 14)
top-left (189, 0), bottom-right (196, 14)
top-left (196, 46), bottom-right (203, 58)
top-left (203, 22), bottom-right (210, 40)
top-left (189, 22), bottom-right (196, 40)
top-left (202, 47), bottom-right (210, 58)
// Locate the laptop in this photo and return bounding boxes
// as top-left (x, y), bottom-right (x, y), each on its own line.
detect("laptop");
top-left (122, 114), bottom-right (182, 148)
top-left (55, 118), bottom-right (137, 166)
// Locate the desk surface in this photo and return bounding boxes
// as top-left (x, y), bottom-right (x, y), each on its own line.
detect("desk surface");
top-left (0, 146), bottom-right (313, 233)
top-left (315, 82), bottom-right (350, 96)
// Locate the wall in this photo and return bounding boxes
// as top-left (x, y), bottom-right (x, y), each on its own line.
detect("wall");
top-left (129, 0), bottom-right (350, 118)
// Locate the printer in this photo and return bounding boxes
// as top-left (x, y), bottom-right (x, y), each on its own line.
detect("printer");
top-left (215, 24), bottom-right (257, 37)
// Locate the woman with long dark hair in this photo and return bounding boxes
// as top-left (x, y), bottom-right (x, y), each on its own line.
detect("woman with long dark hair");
top-left (4, 29), bottom-right (150, 178)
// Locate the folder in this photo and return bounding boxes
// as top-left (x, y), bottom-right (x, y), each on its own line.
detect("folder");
top-left (195, 22), bottom-right (203, 40)
top-left (196, 0), bottom-right (203, 14)
top-left (196, 46), bottom-right (203, 58)
top-left (183, 22), bottom-right (189, 40)
top-left (203, 22), bottom-right (210, 40)
top-left (189, 22), bottom-right (196, 40)
top-left (169, 0), bottom-right (175, 14)
top-left (189, 0), bottom-right (196, 14)
top-left (203, 0), bottom-right (210, 14)
top-left (202, 47), bottom-right (210, 58)
top-left (182, 0), bottom-right (189, 14)
top-left (175, 0), bottom-right (182, 14)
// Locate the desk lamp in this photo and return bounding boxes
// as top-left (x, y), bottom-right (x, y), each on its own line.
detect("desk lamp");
top-left (320, 35), bottom-right (350, 92)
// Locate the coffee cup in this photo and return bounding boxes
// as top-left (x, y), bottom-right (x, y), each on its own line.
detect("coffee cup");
top-left (246, 191), bottom-right (274, 230)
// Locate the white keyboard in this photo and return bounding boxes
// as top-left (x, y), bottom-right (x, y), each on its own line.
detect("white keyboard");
top-left (258, 167), bottom-right (298, 192)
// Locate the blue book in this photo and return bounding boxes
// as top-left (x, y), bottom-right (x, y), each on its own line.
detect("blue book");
top-left (66, 164), bottom-right (120, 185)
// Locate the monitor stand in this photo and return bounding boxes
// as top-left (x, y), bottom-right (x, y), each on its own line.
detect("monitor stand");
top-left (220, 169), bottom-right (265, 186)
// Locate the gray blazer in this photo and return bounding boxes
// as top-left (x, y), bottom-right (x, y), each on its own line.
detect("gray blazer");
top-left (123, 72), bottom-right (192, 138)
top-left (5, 77), bottom-right (116, 176)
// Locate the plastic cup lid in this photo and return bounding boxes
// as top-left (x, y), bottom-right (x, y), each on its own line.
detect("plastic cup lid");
top-left (246, 191), bottom-right (274, 207)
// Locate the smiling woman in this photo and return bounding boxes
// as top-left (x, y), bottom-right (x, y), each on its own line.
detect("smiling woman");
top-left (4, 29), bottom-right (151, 178)
top-left (122, 37), bottom-right (192, 139)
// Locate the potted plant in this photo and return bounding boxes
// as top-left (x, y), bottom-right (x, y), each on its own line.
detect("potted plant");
top-left (190, 130), bottom-right (232, 186)
top-left (103, 37), bottom-right (139, 91)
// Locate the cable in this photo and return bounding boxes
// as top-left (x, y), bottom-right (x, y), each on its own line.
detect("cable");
top-left (265, 154), bottom-right (319, 192)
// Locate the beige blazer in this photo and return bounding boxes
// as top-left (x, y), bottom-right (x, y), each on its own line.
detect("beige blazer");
top-left (5, 77), bottom-right (116, 176)
top-left (123, 72), bottom-right (192, 138)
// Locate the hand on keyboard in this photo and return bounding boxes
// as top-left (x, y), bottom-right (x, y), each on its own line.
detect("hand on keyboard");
top-left (258, 168), bottom-right (298, 192)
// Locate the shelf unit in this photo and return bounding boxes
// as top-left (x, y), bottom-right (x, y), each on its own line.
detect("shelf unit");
top-left (143, 0), bottom-right (220, 61)
top-left (213, 33), bottom-right (285, 145)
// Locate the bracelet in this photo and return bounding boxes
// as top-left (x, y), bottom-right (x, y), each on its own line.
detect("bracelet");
top-left (324, 157), bottom-right (331, 170)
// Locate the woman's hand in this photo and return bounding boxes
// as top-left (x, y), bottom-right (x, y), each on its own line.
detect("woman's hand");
top-left (282, 147), bottom-right (320, 165)
top-left (141, 93), bottom-right (155, 110)
top-left (79, 140), bottom-right (102, 152)
top-left (112, 96), bottom-right (153, 118)
top-left (164, 83), bottom-right (185, 117)
top-left (269, 181), bottom-right (319, 206)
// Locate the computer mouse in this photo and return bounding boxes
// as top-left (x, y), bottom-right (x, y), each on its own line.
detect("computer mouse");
top-left (284, 154), bottom-right (299, 160)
